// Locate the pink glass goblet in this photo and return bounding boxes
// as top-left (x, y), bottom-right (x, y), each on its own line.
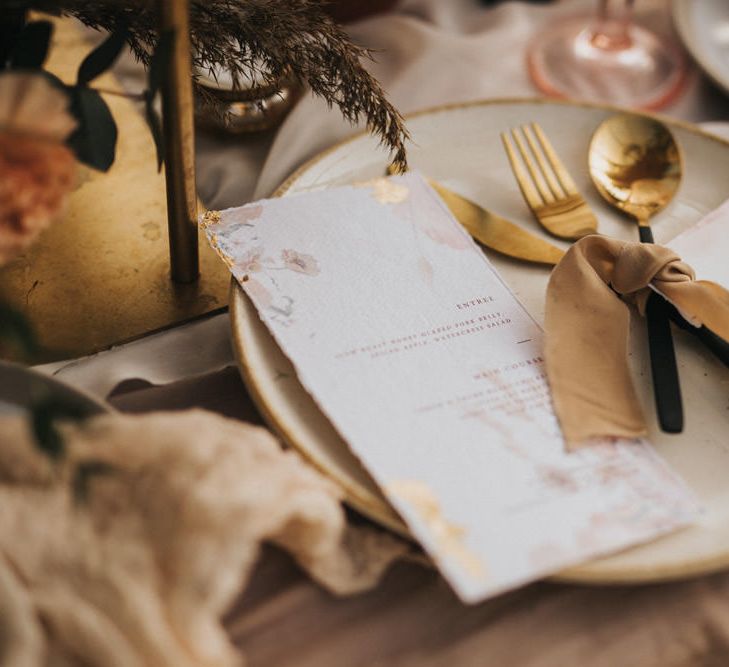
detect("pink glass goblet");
top-left (527, 0), bottom-right (687, 110)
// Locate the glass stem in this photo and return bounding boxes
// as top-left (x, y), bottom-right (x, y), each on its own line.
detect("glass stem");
top-left (591, 0), bottom-right (634, 51)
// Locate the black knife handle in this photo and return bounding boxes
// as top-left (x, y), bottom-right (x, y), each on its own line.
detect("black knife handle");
top-left (639, 222), bottom-right (683, 432)
top-left (665, 303), bottom-right (729, 368)
top-left (645, 292), bottom-right (684, 433)
top-left (639, 226), bottom-right (654, 243)
top-left (639, 224), bottom-right (729, 367)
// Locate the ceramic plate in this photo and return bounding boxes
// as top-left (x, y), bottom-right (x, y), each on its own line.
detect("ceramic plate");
top-left (231, 98), bottom-right (729, 584)
top-left (673, 0), bottom-right (729, 97)
top-left (0, 360), bottom-right (108, 418)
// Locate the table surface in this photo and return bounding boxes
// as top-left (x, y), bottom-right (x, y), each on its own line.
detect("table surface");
top-left (109, 370), bottom-right (729, 667)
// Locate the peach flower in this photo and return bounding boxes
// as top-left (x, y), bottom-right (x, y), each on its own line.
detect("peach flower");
top-left (281, 248), bottom-right (320, 275)
top-left (0, 73), bottom-right (77, 265)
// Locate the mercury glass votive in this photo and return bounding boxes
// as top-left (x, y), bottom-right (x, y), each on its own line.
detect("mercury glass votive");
top-left (194, 66), bottom-right (301, 134)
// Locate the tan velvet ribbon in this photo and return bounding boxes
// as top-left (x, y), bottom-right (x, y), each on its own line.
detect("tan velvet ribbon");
top-left (545, 235), bottom-right (729, 449)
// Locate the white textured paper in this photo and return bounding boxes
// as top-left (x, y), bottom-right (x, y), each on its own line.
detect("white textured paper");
top-left (668, 197), bottom-right (729, 285)
top-left (204, 173), bottom-right (698, 602)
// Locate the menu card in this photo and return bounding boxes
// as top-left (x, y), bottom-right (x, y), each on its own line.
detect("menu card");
top-left (204, 173), bottom-right (698, 602)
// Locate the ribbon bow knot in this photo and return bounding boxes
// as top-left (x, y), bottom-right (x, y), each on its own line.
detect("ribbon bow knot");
top-left (545, 235), bottom-right (729, 448)
top-left (611, 243), bottom-right (695, 313)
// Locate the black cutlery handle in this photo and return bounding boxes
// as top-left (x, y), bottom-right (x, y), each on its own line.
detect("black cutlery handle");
top-left (639, 226), bottom-right (654, 243)
top-left (666, 303), bottom-right (729, 368)
top-left (639, 224), bottom-right (729, 367)
top-left (645, 292), bottom-right (684, 433)
top-left (638, 223), bottom-right (683, 433)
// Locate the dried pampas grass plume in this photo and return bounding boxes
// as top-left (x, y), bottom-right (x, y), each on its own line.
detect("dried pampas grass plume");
top-left (35, 0), bottom-right (410, 169)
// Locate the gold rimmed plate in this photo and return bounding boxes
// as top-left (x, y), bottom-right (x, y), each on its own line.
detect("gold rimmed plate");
top-left (673, 0), bottom-right (729, 99)
top-left (231, 98), bottom-right (729, 584)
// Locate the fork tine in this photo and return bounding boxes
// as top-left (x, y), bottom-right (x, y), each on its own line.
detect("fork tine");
top-left (523, 125), bottom-right (564, 199)
top-left (531, 123), bottom-right (578, 196)
top-left (511, 128), bottom-right (555, 204)
top-left (501, 131), bottom-right (542, 211)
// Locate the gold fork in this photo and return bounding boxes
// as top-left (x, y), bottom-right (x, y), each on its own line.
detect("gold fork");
top-left (501, 123), bottom-right (598, 240)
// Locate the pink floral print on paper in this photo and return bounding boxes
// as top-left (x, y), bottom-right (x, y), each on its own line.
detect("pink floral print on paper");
top-left (413, 206), bottom-right (471, 251)
top-left (281, 249), bottom-right (320, 276)
top-left (528, 542), bottom-right (565, 571)
top-left (381, 176), bottom-right (470, 251)
top-left (237, 247), bottom-right (264, 274)
top-left (244, 276), bottom-right (274, 309)
top-left (417, 256), bottom-right (434, 286)
top-left (236, 203), bottom-right (263, 226)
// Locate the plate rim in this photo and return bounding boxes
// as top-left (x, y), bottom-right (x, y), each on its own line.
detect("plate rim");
top-left (230, 95), bottom-right (729, 584)
top-left (672, 0), bottom-right (729, 97)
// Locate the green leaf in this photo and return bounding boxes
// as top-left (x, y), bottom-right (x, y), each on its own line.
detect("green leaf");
top-left (0, 6), bottom-right (28, 68)
top-left (31, 405), bottom-right (64, 459)
top-left (29, 397), bottom-right (86, 461)
top-left (77, 24), bottom-right (128, 86)
top-left (0, 302), bottom-right (37, 357)
top-left (39, 69), bottom-right (68, 91)
top-left (148, 29), bottom-right (174, 98)
top-left (66, 86), bottom-right (118, 171)
top-left (10, 20), bottom-right (52, 69)
top-left (144, 93), bottom-right (164, 171)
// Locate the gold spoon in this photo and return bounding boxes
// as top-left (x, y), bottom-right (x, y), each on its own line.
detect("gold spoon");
top-left (588, 113), bottom-right (683, 433)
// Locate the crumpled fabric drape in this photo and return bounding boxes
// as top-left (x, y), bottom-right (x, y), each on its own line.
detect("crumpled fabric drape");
top-left (544, 235), bottom-right (729, 448)
top-left (0, 410), bottom-right (409, 667)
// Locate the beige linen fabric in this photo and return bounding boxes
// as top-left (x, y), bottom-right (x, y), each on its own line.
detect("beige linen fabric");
top-left (0, 410), bottom-right (408, 666)
top-left (545, 235), bottom-right (729, 447)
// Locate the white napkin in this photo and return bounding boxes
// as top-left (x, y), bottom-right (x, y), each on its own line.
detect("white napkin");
top-left (34, 314), bottom-right (234, 397)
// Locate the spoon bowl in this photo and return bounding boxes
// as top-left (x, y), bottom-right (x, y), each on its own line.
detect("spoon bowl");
top-left (588, 114), bottom-right (682, 227)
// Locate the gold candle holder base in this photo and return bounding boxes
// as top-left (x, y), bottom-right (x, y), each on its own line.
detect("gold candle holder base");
top-left (0, 18), bottom-right (230, 363)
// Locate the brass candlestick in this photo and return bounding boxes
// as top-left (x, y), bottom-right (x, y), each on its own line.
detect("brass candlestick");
top-left (158, 0), bottom-right (199, 283)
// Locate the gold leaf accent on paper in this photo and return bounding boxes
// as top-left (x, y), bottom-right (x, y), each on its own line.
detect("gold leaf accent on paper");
top-left (387, 479), bottom-right (486, 580)
top-left (205, 232), bottom-right (235, 270)
top-left (355, 177), bottom-right (410, 204)
top-left (199, 210), bottom-right (221, 229)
